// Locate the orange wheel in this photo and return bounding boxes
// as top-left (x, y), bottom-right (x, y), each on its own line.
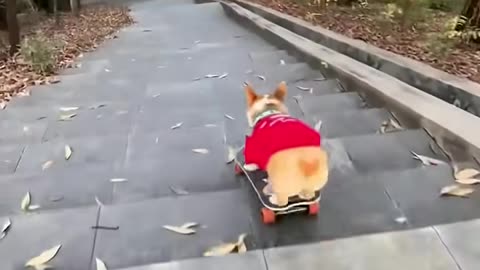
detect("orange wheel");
top-left (234, 164), bottom-right (243, 175)
top-left (308, 203), bottom-right (320, 216)
top-left (261, 207), bottom-right (276, 224)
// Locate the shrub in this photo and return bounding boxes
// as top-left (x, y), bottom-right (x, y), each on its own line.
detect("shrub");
top-left (19, 33), bottom-right (61, 74)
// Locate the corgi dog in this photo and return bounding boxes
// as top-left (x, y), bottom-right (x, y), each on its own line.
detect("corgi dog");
top-left (243, 81), bottom-right (329, 207)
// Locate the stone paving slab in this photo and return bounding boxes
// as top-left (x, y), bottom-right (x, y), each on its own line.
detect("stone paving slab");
top-left (0, 206), bottom-right (97, 270)
top-left (16, 134), bottom-right (128, 174)
top-left (263, 227), bottom-right (458, 270)
top-left (93, 189), bottom-right (256, 269)
top-left (118, 251), bottom-right (267, 270)
top-left (0, 166), bottom-right (113, 216)
top-left (298, 92), bottom-right (365, 115)
top-left (435, 219), bottom-right (480, 270)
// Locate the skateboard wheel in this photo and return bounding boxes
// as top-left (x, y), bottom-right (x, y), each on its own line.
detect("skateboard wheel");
top-left (308, 203), bottom-right (320, 216)
top-left (234, 164), bottom-right (243, 175)
top-left (261, 207), bottom-right (276, 224)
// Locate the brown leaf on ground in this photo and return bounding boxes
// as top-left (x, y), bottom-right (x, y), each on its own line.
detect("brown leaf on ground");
top-left (0, 6), bottom-right (134, 105)
top-left (440, 184), bottom-right (475, 198)
top-left (246, 0), bottom-right (480, 84)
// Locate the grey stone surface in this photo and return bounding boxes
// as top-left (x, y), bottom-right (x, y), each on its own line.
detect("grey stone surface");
top-left (0, 206), bottom-right (97, 270)
top-left (118, 251), bottom-right (267, 270)
top-left (435, 219), bottom-right (480, 270)
top-left (264, 228), bottom-right (458, 270)
top-left (0, 145), bottom-right (24, 174)
top-left (298, 92), bottom-right (365, 115)
top-left (94, 190), bottom-right (256, 269)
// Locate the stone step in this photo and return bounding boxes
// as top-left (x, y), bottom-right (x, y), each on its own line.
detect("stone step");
top-left (249, 49), bottom-right (297, 71)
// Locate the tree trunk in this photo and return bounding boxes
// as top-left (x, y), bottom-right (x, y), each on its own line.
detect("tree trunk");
top-left (54, 0), bottom-right (59, 25)
top-left (6, 0), bottom-right (20, 56)
top-left (456, 0), bottom-right (480, 30)
top-left (70, 0), bottom-right (79, 16)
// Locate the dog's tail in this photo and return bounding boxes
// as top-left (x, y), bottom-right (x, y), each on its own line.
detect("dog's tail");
top-left (298, 158), bottom-right (319, 177)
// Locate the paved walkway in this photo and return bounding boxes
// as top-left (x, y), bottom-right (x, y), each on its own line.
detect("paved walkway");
top-left (0, 0), bottom-right (479, 269)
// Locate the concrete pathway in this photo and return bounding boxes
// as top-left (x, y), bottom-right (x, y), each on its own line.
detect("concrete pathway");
top-left (0, 0), bottom-right (479, 269)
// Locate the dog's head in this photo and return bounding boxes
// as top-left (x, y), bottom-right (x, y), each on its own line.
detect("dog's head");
top-left (245, 81), bottom-right (289, 127)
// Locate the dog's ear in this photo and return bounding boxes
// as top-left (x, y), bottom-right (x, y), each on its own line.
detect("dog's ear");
top-left (245, 83), bottom-right (258, 107)
top-left (273, 81), bottom-right (287, 101)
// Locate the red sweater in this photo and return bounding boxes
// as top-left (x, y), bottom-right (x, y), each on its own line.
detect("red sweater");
top-left (244, 113), bottom-right (321, 170)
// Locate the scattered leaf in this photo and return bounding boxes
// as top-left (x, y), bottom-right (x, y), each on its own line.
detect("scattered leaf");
top-left (58, 113), bottom-right (77, 121)
top-left (454, 168), bottom-right (480, 180)
top-left (110, 178), bottom-right (128, 183)
top-left (64, 145), bottom-right (73, 160)
top-left (42, 160), bottom-right (54, 171)
top-left (224, 114), bottom-right (235, 120)
top-left (59, 107), bottom-right (79, 112)
top-left (440, 185), bottom-right (474, 198)
top-left (0, 218), bottom-right (11, 240)
top-left (95, 196), bottom-right (104, 207)
top-left (236, 233), bottom-right (248, 253)
top-left (226, 146), bottom-right (237, 164)
top-left (104, 68), bottom-right (111, 72)
top-left (96, 258), bottom-right (108, 270)
top-left (0, 101), bottom-right (6, 110)
top-left (163, 225), bottom-right (196, 235)
top-left (410, 151), bottom-right (445, 166)
top-left (245, 69), bottom-right (253, 74)
top-left (321, 61), bottom-right (328, 68)
top-left (28, 205), bottom-right (41, 211)
top-left (204, 124), bottom-right (217, 128)
top-left (169, 186), bottom-right (189, 195)
top-left (21, 192), bottom-right (31, 211)
top-left (205, 74), bottom-right (220, 78)
top-left (256, 75), bottom-right (265, 81)
top-left (203, 243), bottom-right (237, 257)
top-left (181, 222), bottom-right (199, 229)
top-left (219, 73), bottom-right (229, 79)
top-left (296, 86), bottom-right (312, 92)
top-left (89, 104), bottom-right (107, 110)
top-left (170, 122), bottom-right (183, 130)
top-left (192, 77), bottom-right (202, 81)
top-left (192, 148), bottom-right (209, 154)
top-left (280, 59), bottom-right (286, 65)
top-left (455, 178), bottom-right (480, 185)
top-left (194, 40), bottom-right (201, 44)
top-left (49, 196), bottom-right (64, 202)
top-left (25, 244), bottom-right (62, 268)
top-left (314, 120), bottom-right (322, 132)
top-left (395, 216), bottom-right (407, 224)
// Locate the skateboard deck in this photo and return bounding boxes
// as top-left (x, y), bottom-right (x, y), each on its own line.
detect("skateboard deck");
top-left (234, 146), bottom-right (321, 215)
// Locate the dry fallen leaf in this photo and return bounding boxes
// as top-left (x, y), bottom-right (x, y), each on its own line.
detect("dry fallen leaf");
top-left (455, 168), bottom-right (480, 180)
top-left (219, 73), bottom-right (229, 79)
top-left (0, 101), bottom-right (6, 110)
top-left (192, 148), bottom-right (209, 154)
top-left (0, 218), bottom-right (11, 240)
top-left (96, 258), bottom-right (108, 270)
top-left (296, 86), bottom-right (312, 92)
top-left (203, 243), bottom-right (237, 257)
top-left (163, 225), bottom-right (196, 235)
top-left (440, 185), bottom-right (475, 198)
top-left (59, 107), bottom-right (79, 112)
top-left (25, 244), bottom-right (62, 268)
top-left (58, 113), bottom-right (77, 121)
top-left (181, 222), bottom-right (199, 229)
top-left (395, 216), bottom-right (407, 224)
top-left (236, 233), bottom-right (247, 253)
top-left (204, 124), bottom-right (217, 128)
top-left (280, 59), bottom-right (286, 65)
top-left (205, 74), bottom-right (220, 78)
top-left (321, 61), bottom-right (329, 68)
top-left (256, 75), bottom-right (266, 81)
top-left (410, 151), bottom-right (445, 166)
top-left (42, 160), bottom-right (54, 171)
top-left (314, 120), bottom-right (322, 132)
top-left (21, 192), bottom-right (31, 211)
top-left (169, 186), bottom-right (189, 195)
top-left (224, 114), bottom-right (235, 120)
top-left (28, 205), bottom-right (41, 211)
top-left (455, 178), bottom-right (480, 185)
top-left (226, 146), bottom-right (237, 164)
top-left (110, 178), bottom-right (128, 183)
top-left (170, 122), bottom-right (183, 130)
top-left (95, 196), bottom-right (104, 207)
top-left (64, 145), bottom-right (73, 160)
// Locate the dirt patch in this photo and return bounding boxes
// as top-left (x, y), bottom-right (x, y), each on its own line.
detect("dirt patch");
top-left (246, 0), bottom-right (480, 84)
top-left (0, 5), bottom-right (134, 109)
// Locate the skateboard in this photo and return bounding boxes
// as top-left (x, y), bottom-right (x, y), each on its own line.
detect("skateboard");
top-left (233, 146), bottom-right (321, 224)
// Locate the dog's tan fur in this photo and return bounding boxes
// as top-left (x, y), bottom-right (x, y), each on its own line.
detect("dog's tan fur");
top-left (245, 82), bottom-right (329, 207)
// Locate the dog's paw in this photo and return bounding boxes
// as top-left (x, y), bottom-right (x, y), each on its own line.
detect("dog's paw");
top-left (243, 163), bottom-right (259, 171)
